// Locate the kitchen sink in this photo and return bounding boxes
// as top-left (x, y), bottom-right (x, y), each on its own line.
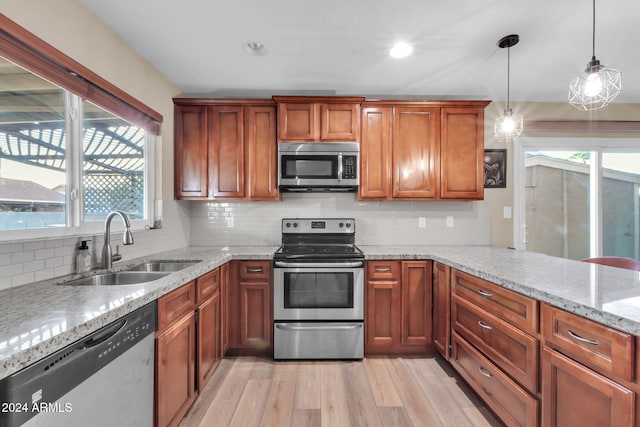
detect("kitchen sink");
top-left (123, 260), bottom-right (200, 272)
top-left (61, 271), bottom-right (170, 286)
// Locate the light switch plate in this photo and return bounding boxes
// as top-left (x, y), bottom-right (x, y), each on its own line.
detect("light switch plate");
top-left (446, 216), bottom-right (454, 228)
top-left (503, 206), bottom-right (512, 219)
top-left (418, 217), bottom-right (426, 228)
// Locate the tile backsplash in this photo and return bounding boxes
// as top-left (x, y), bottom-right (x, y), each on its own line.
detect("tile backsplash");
top-left (0, 200), bottom-right (190, 290)
top-left (189, 193), bottom-right (491, 247)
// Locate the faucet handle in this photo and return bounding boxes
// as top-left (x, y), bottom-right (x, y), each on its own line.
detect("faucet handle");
top-left (112, 245), bottom-right (123, 263)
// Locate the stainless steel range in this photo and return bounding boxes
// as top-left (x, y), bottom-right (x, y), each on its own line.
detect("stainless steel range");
top-left (273, 218), bottom-right (364, 359)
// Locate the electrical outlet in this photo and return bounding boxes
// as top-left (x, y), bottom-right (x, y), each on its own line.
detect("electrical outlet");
top-left (446, 216), bottom-right (454, 228)
top-left (418, 217), bottom-right (426, 228)
top-left (503, 206), bottom-right (512, 219)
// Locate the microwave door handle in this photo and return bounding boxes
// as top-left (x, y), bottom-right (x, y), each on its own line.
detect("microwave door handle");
top-left (337, 152), bottom-right (343, 181)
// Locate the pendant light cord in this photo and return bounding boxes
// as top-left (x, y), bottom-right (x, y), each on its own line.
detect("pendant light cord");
top-left (506, 46), bottom-right (511, 109)
top-left (591, 0), bottom-right (596, 60)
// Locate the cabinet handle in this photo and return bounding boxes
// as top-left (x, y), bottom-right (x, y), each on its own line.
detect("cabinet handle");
top-left (246, 267), bottom-right (263, 273)
top-left (567, 330), bottom-right (599, 346)
top-left (375, 266), bottom-right (392, 272)
top-left (477, 289), bottom-right (493, 298)
top-left (478, 320), bottom-right (493, 330)
top-left (478, 366), bottom-right (492, 378)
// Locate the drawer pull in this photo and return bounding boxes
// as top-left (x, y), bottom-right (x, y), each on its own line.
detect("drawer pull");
top-left (478, 320), bottom-right (493, 330)
top-left (478, 366), bottom-right (493, 378)
top-left (246, 267), bottom-right (263, 273)
top-left (567, 330), bottom-right (599, 346)
top-left (477, 289), bottom-right (493, 298)
top-left (375, 266), bottom-right (392, 272)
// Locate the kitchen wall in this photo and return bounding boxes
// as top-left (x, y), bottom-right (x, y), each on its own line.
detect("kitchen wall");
top-left (0, 201), bottom-right (190, 290)
top-left (189, 193), bottom-right (491, 246)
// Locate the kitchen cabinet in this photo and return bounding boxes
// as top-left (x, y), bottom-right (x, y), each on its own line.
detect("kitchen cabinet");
top-left (365, 260), bottom-right (432, 355)
top-left (220, 262), bottom-right (230, 355)
top-left (432, 261), bottom-right (451, 359)
top-left (273, 96), bottom-right (364, 141)
top-left (173, 99), bottom-right (278, 201)
top-left (450, 268), bottom-right (539, 427)
top-left (228, 260), bottom-right (273, 354)
top-left (358, 101), bottom-right (489, 201)
top-left (155, 281), bottom-right (197, 427)
top-left (195, 269), bottom-right (221, 391)
top-left (440, 107), bottom-right (485, 199)
top-left (541, 303), bottom-right (635, 427)
top-left (174, 105), bottom-right (207, 198)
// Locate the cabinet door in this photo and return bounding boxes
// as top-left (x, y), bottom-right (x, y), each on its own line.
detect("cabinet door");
top-left (440, 107), bottom-right (484, 199)
top-left (365, 279), bottom-right (401, 353)
top-left (220, 263), bottom-right (230, 355)
top-left (401, 261), bottom-right (432, 347)
top-left (320, 103), bottom-right (360, 141)
top-left (542, 347), bottom-right (634, 427)
top-left (277, 103), bottom-right (318, 141)
top-left (175, 105), bottom-right (207, 198)
top-left (155, 312), bottom-right (196, 427)
top-left (433, 262), bottom-right (451, 359)
top-left (245, 105), bottom-right (278, 200)
top-left (359, 106), bottom-right (391, 200)
top-left (392, 107), bottom-right (440, 199)
top-left (197, 289), bottom-right (220, 391)
top-left (208, 106), bottom-right (244, 198)
top-left (239, 281), bottom-right (272, 349)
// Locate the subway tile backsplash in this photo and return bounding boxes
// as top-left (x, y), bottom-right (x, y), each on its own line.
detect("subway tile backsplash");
top-left (0, 194), bottom-right (492, 290)
top-left (189, 193), bottom-right (491, 247)
top-left (0, 200), bottom-right (190, 290)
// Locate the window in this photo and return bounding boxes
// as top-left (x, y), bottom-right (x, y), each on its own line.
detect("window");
top-left (0, 16), bottom-right (161, 240)
top-left (515, 138), bottom-right (640, 261)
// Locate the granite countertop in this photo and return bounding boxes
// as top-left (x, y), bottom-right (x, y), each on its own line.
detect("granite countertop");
top-left (1, 244), bottom-right (640, 380)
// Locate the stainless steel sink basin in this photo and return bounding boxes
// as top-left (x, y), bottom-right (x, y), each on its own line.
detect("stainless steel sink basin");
top-left (124, 260), bottom-right (200, 272)
top-left (62, 271), bottom-right (169, 286)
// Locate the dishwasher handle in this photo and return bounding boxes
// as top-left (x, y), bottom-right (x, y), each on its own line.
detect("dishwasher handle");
top-left (78, 319), bottom-right (127, 349)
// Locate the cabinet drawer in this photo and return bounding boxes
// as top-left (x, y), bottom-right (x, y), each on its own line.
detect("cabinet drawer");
top-left (452, 294), bottom-right (539, 393)
top-left (451, 333), bottom-right (538, 427)
top-left (238, 260), bottom-right (271, 280)
top-left (452, 269), bottom-right (538, 335)
top-left (366, 261), bottom-right (401, 280)
top-left (157, 281), bottom-right (196, 332)
top-left (541, 303), bottom-right (634, 382)
top-left (196, 268), bottom-right (219, 304)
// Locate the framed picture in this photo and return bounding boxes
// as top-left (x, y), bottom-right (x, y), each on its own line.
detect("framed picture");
top-left (484, 149), bottom-right (507, 188)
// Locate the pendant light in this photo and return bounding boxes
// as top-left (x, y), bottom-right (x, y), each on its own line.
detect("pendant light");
top-left (494, 34), bottom-right (523, 142)
top-left (568, 0), bottom-right (621, 110)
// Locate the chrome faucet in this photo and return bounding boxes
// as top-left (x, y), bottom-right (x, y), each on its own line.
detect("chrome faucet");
top-left (102, 210), bottom-right (134, 269)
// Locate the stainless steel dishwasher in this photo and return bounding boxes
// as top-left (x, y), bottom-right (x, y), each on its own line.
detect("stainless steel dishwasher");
top-left (0, 302), bottom-right (156, 427)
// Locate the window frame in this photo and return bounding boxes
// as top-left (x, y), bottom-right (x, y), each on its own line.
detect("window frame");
top-left (514, 137), bottom-right (640, 259)
top-left (0, 14), bottom-right (160, 241)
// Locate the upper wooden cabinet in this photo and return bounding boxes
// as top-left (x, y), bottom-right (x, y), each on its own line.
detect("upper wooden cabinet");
top-left (173, 99), bottom-right (278, 201)
top-left (359, 101), bottom-right (489, 201)
top-left (440, 107), bottom-right (485, 199)
top-left (273, 96), bottom-right (364, 142)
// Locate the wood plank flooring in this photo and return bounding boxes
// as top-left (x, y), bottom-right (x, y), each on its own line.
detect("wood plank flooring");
top-left (179, 356), bottom-right (501, 427)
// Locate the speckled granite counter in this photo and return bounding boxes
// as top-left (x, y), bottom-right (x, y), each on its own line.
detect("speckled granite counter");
top-left (362, 245), bottom-right (640, 337)
top-left (2, 244), bottom-right (640, 381)
top-left (0, 246), bottom-right (276, 380)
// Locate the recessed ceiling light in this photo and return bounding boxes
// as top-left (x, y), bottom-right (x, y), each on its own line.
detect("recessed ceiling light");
top-left (243, 41), bottom-right (268, 56)
top-left (389, 42), bottom-right (413, 58)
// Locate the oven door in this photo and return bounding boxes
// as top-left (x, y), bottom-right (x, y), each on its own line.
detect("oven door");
top-left (273, 262), bottom-right (364, 321)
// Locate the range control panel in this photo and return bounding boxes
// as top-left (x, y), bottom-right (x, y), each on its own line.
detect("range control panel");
top-left (282, 218), bottom-right (355, 234)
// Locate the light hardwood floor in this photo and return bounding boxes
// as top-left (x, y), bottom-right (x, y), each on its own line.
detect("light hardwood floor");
top-left (179, 356), bottom-right (501, 427)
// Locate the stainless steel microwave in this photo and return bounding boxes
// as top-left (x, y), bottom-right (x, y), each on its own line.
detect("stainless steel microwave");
top-left (278, 142), bottom-right (359, 192)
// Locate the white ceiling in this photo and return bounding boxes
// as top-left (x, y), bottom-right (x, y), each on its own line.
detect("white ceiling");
top-left (80, 0), bottom-right (640, 104)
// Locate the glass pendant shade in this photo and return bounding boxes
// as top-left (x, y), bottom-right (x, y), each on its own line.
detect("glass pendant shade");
top-left (495, 107), bottom-right (523, 142)
top-left (569, 58), bottom-right (621, 111)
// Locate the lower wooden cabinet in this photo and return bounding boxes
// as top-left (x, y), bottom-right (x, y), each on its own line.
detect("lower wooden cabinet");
top-left (432, 261), bottom-right (451, 359)
top-left (365, 260), bottom-right (432, 355)
top-left (542, 346), bottom-right (634, 427)
top-left (196, 284), bottom-right (221, 391)
top-left (452, 332), bottom-right (538, 427)
top-left (155, 309), bottom-right (197, 427)
top-left (228, 260), bottom-right (273, 354)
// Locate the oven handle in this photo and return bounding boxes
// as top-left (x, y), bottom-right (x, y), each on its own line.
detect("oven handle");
top-left (274, 261), bottom-right (364, 268)
top-left (275, 324), bottom-right (363, 332)
top-left (338, 152), bottom-right (343, 181)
